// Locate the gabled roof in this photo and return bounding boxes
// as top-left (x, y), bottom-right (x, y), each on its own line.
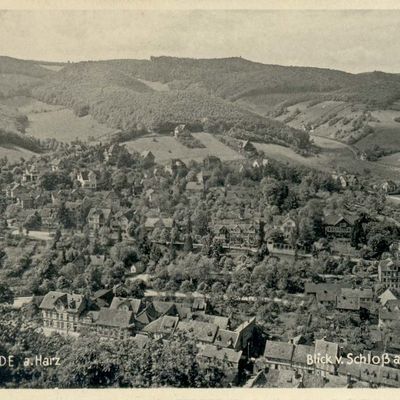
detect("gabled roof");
top-left (214, 329), bottom-right (238, 348)
top-left (264, 340), bottom-right (294, 361)
top-left (292, 344), bottom-right (315, 364)
top-left (198, 344), bottom-right (242, 364)
top-left (336, 295), bottom-right (360, 311)
top-left (324, 213), bottom-right (357, 226)
top-left (141, 150), bottom-right (154, 158)
top-left (314, 339), bottom-right (339, 362)
top-left (110, 297), bottom-right (143, 314)
top-left (95, 307), bottom-right (134, 328)
top-left (131, 334), bottom-right (150, 349)
top-left (338, 359), bottom-right (400, 387)
top-left (144, 217), bottom-right (174, 229)
top-left (152, 301), bottom-right (177, 316)
top-left (135, 303), bottom-right (159, 325)
top-left (39, 291), bottom-right (84, 312)
top-left (176, 320), bottom-right (219, 343)
top-left (142, 315), bottom-right (179, 335)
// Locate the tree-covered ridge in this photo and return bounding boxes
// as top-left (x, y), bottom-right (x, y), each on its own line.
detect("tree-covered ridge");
top-left (54, 57), bottom-right (400, 107)
top-left (32, 79), bottom-right (310, 150)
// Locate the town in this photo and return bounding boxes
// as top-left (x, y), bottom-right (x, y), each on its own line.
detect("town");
top-left (1, 127), bottom-right (400, 389)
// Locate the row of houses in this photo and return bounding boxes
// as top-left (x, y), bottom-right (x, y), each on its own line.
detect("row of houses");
top-left (39, 290), bottom-right (257, 384)
top-left (305, 283), bottom-right (374, 311)
top-left (253, 338), bottom-right (400, 388)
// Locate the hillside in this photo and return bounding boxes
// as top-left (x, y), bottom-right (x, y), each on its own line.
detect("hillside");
top-left (32, 60), bottom-right (310, 150)
top-left (2, 55), bottom-right (400, 162)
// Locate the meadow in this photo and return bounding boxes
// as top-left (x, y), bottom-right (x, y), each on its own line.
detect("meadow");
top-left (124, 132), bottom-right (244, 164)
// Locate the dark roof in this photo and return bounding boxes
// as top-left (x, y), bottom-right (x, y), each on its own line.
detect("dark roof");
top-left (176, 320), bottom-right (219, 343)
top-left (324, 213), bottom-right (357, 226)
top-left (142, 315), bottom-right (179, 335)
top-left (131, 334), bottom-right (150, 349)
top-left (264, 340), bottom-right (294, 361)
top-left (314, 339), bottom-right (339, 362)
top-left (214, 329), bottom-right (238, 348)
top-left (110, 297), bottom-right (143, 314)
top-left (336, 295), bottom-right (360, 311)
top-left (305, 282), bottom-right (349, 296)
top-left (198, 344), bottom-right (242, 364)
top-left (292, 344), bottom-right (315, 364)
top-left (39, 291), bottom-right (84, 312)
top-left (338, 359), bottom-right (400, 387)
top-left (95, 307), bottom-right (134, 328)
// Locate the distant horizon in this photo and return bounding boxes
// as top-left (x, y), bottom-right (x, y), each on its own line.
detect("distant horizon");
top-left (1, 10), bottom-right (400, 74)
top-left (2, 53), bottom-right (398, 76)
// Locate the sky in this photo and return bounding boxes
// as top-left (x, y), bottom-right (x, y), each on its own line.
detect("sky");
top-left (0, 9), bottom-right (400, 73)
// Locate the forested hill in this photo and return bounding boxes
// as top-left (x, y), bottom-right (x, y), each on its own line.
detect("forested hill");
top-left (31, 57), bottom-right (311, 150)
top-left (46, 56), bottom-right (400, 107)
top-left (4, 55), bottom-right (400, 153)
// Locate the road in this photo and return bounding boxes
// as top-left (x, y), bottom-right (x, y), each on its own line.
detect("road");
top-left (144, 289), bottom-right (305, 306)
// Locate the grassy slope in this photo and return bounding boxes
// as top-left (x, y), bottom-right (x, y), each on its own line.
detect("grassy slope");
top-left (124, 132), bottom-right (244, 164)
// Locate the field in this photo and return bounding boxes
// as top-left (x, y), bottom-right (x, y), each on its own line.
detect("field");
top-left (0, 144), bottom-right (37, 162)
top-left (255, 135), bottom-right (400, 179)
top-left (124, 132), bottom-right (244, 164)
top-left (356, 109), bottom-right (400, 151)
top-left (24, 101), bottom-right (115, 142)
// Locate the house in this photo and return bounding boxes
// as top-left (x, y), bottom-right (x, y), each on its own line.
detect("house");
top-left (50, 159), bottom-right (64, 172)
top-left (280, 216), bottom-right (297, 238)
top-left (16, 194), bottom-right (34, 209)
top-left (90, 307), bottom-right (136, 340)
top-left (87, 208), bottom-right (112, 232)
top-left (186, 180), bottom-right (204, 194)
top-left (6, 183), bottom-right (28, 200)
top-left (109, 297), bottom-right (144, 315)
top-left (22, 165), bottom-right (40, 183)
top-left (336, 294), bottom-right (360, 311)
top-left (291, 344), bottom-right (315, 373)
top-left (91, 289), bottom-right (114, 308)
top-left (378, 300), bottom-right (400, 328)
top-left (332, 173), bottom-right (359, 189)
top-left (211, 219), bottom-right (260, 248)
top-left (240, 140), bottom-right (256, 154)
top-left (174, 124), bottom-right (191, 138)
top-left (140, 150), bottom-right (155, 165)
top-left (378, 288), bottom-right (400, 306)
top-left (379, 258), bottom-right (400, 289)
top-left (164, 159), bottom-right (187, 176)
top-left (104, 144), bottom-right (123, 163)
top-left (314, 339), bottom-right (339, 376)
top-left (142, 315), bottom-right (180, 340)
top-left (338, 359), bottom-right (400, 388)
top-left (144, 217), bottom-right (174, 232)
top-left (324, 213), bottom-right (356, 239)
top-left (39, 207), bottom-right (57, 230)
top-left (76, 170), bottom-right (97, 189)
top-left (381, 180), bottom-right (397, 194)
top-left (39, 291), bottom-right (87, 336)
top-left (197, 344), bottom-right (243, 385)
top-left (340, 287), bottom-right (373, 308)
top-left (252, 158), bottom-right (269, 169)
top-left (203, 156), bottom-right (222, 170)
top-left (263, 341), bottom-right (294, 370)
top-left (110, 209), bottom-right (134, 236)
